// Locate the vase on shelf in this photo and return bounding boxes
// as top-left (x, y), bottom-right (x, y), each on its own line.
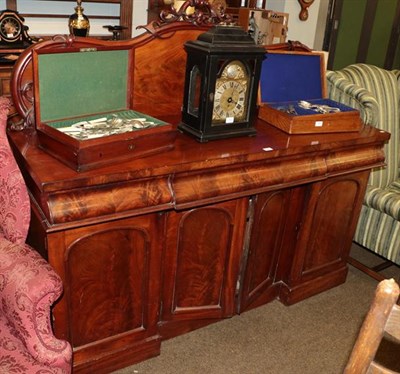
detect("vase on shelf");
top-left (69, 0), bottom-right (90, 37)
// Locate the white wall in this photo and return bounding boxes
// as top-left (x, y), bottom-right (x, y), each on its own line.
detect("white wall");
top-left (132, 0), bottom-right (148, 36)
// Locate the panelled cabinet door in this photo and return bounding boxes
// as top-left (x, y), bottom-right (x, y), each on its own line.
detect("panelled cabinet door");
top-left (239, 190), bottom-right (291, 312)
top-left (160, 198), bottom-right (248, 337)
top-left (279, 171), bottom-right (370, 305)
top-left (47, 214), bottom-right (164, 366)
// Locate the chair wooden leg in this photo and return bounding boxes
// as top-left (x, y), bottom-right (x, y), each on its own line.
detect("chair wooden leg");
top-left (347, 256), bottom-right (386, 282)
top-left (372, 260), bottom-right (394, 272)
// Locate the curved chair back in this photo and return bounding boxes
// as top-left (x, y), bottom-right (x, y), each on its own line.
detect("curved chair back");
top-left (327, 64), bottom-right (399, 189)
top-left (0, 96), bottom-right (72, 372)
top-left (345, 279), bottom-right (400, 374)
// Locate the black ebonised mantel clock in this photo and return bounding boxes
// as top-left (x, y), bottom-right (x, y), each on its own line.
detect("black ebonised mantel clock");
top-left (178, 25), bottom-right (265, 142)
top-left (0, 10), bottom-right (35, 52)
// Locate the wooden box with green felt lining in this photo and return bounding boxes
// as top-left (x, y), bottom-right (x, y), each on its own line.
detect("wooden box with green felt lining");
top-left (32, 40), bottom-right (176, 172)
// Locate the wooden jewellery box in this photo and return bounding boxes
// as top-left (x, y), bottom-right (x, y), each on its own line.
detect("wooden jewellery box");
top-left (258, 51), bottom-right (361, 134)
top-left (31, 37), bottom-right (176, 171)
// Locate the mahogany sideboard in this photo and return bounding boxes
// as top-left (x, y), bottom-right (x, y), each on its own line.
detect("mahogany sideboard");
top-left (8, 21), bottom-right (389, 373)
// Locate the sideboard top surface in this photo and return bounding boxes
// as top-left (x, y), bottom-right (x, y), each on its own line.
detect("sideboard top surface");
top-left (9, 118), bottom-right (389, 191)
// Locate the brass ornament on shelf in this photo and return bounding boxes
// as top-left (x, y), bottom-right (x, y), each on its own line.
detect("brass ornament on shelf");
top-left (103, 25), bottom-right (128, 40)
top-left (69, 0), bottom-right (90, 36)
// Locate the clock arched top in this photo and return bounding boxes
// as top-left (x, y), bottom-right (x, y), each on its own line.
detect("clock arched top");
top-left (219, 60), bottom-right (248, 80)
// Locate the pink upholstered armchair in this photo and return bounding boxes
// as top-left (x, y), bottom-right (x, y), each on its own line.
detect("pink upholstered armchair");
top-left (0, 97), bottom-right (72, 373)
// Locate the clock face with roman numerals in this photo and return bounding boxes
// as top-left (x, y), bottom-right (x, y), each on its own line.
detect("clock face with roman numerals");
top-left (212, 60), bottom-right (249, 126)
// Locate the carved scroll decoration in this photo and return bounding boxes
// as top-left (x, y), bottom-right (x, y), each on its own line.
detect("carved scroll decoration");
top-left (10, 81), bottom-right (35, 130)
top-left (152, 0), bottom-right (233, 29)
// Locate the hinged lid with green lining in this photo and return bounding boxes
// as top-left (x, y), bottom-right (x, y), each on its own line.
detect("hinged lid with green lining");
top-left (37, 49), bottom-right (130, 124)
top-left (31, 39), bottom-right (176, 172)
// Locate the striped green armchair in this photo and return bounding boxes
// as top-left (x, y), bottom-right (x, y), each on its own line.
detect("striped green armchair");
top-left (327, 64), bottom-right (400, 266)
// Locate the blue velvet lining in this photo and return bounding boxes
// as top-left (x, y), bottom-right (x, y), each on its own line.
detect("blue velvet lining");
top-left (260, 53), bottom-right (323, 103)
top-left (268, 98), bottom-right (356, 114)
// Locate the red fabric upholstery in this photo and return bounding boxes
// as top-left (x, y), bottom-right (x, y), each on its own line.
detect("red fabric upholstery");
top-left (0, 239), bottom-right (73, 373)
top-left (0, 97), bottom-right (72, 373)
top-left (0, 96), bottom-right (30, 244)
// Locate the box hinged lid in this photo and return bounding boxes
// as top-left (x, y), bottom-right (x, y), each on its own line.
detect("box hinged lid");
top-left (34, 46), bottom-right (131, 125)
top-left (259, 50), bottom-right (326, 103)
top-left (31, 41), bottom-right (176, 171)
top-left (258, 50), bottom-right (361, 134)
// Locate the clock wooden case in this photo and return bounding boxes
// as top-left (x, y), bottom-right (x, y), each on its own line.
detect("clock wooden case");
top-left (179, 25), bottom-right (265, 142)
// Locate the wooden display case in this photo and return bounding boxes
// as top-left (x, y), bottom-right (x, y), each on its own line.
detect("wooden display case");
top-left (258, 50), bottom-right (362, 134)
top-left (30, 36), bottom-right (176, 171)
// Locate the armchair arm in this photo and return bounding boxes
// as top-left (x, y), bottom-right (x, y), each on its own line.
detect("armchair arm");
top-left (391, 69), bottom-right (400, 177)
top-left (0, 237), bottom-right (72, 371)
top-left (391, 69), bottom-right (400, 82)
top-left (363, 183), bottom-right (400, 221)
top-left (326, 70), bottom-right (380, 127)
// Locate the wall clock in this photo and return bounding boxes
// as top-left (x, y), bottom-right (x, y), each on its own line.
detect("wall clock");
top-left (0, 10), bottom-right (35, 51)
top-left (178, 25), bottom-right (265, 142)
top-left (298, 0), bottom-right (315, 21)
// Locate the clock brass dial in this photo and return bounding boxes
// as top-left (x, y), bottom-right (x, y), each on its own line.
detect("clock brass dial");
top-left (213, 80), bottom-right (247, 123)
top-left (212, 61), bottom-right (249, 125)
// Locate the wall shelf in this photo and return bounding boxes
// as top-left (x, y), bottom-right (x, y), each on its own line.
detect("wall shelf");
top-left (4, 0), bottom-right (133, 40)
